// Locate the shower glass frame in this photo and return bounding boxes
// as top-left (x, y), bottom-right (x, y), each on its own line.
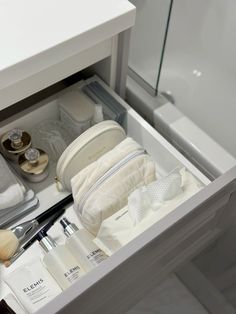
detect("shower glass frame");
top-left (128, 0), bottom-right (173, 96)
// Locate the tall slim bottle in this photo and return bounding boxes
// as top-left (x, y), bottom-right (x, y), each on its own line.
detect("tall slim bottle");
top-left (37, 230), bottom-right (85, 290)
top-left (60, 218), bottom-right (107, 272)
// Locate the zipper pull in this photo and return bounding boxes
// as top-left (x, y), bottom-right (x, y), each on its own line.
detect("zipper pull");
top-left (55, 176), bottom-right (64, 192)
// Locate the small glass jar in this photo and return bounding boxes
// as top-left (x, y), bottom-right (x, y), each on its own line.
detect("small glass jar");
top-left (18, 148), bottom-right (49, 182)
top-left (1, 129), bottom-right (31, 162)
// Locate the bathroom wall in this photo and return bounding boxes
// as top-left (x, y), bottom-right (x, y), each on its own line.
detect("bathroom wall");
top-left (162, 0), bottom-right (236, 69)
top-left (159, 0), bottom-right (236, 157)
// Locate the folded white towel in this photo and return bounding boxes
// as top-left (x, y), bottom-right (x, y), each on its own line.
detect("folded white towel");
top-left (0, 155), bottom-right (25, 210)
top-left (0, 184), bottom-right (25, 210)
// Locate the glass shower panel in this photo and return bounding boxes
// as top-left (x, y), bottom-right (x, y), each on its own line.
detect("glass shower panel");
top-left (128, 0), bottom-right (172, 93)
top-left (158, 0), bottom-right (236, 159)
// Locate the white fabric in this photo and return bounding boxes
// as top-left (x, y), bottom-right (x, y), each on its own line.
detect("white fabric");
top-left (71, 137), bottom-right (156, 235)
top-left (0, 155), bottom-right (25, 210)
top-left (128, 169), bottom-right (183, 225)
top-left (0, 184), bottom-right (25, 211)
top-left (72, 137), bottom-right (144, 200)
top-left (94, 169), bottom-right (203, 256)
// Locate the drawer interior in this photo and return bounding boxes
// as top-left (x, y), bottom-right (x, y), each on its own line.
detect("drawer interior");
top-left (0, 76), bottom-right (210, 311)
top-left (0, 76), bottom-right (209, 192)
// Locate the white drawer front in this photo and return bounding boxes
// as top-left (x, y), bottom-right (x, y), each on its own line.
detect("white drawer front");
top-left (37, 172), bottom-right (235, 314)
top-left (0, 76), bottom-right (236, 314)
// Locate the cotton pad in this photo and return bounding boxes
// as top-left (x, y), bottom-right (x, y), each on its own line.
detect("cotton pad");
top-left (128, 168), bottom-right (183, 225)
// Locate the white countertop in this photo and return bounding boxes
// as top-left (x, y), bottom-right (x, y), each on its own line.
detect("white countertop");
top-left (0, 0), bottom-right (135, 104)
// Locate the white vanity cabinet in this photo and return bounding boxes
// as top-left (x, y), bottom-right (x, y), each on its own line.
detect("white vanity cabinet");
top-left (0, 0), bottom-right (135, 107)
top-left (0, 1), bottom-right (236, 314)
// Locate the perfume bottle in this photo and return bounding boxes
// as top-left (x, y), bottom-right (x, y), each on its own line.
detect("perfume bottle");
top-left (18, 148), bottom-right (49, 182)
top-left (37, 230), bottom-right (85, 290)
top-left (1, 129), bottom-right (31, 162)
top-left (60, 218), bottom-right (107, 272)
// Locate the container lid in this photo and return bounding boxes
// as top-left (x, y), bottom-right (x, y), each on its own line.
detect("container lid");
top-left (56, 120), bottom-right (126, 191)
top-left (59, 90), bottom-right (95, 123)
top-left (1, 129), bottom-right (31, 154)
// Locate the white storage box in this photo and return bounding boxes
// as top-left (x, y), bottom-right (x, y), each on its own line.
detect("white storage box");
top-left (59, 90), bottom-right (95, 136)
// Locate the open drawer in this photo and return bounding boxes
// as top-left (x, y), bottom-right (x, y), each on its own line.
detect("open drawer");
top-left (1, 76), bottom-right (236, 314)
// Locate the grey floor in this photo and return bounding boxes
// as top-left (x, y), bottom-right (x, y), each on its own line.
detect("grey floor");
top-left (127, 275), bottom-right (208, 314)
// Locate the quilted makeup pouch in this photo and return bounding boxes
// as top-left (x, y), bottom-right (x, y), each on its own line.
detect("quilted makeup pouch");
top-left (71, 137), bottom-right (156, 235)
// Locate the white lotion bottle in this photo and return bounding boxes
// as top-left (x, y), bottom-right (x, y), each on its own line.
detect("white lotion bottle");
top-left (38, 230), bottom-right (85, 290)
top-left (60, 218), bottom-right (107, 272)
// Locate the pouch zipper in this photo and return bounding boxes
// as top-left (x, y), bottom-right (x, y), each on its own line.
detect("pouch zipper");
top-left (79, 149), bottom-right (146, 214)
